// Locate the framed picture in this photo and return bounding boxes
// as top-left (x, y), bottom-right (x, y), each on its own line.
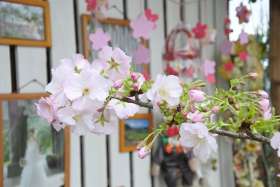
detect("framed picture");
top-left (81, 14), bottom-right (149, 75)
top-left (119, 113), bottom-right (153, 153)
top-left (0, 0), bottom-right (51, 47)
top-left (0, 93), bottom-right (70, 187)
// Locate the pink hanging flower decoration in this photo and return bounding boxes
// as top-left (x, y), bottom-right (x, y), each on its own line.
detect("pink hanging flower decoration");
top-left (89, 28), bottom-right (111, 50)
top-left (224, 61), bottom-right (234, 72)
top-left (206, 74), bottom-right (216, 84)
top-left (236, 3), bottom-right (251, 24)
top-left (203, 60), bottom-right (216, 76)
top-left (130, 14), bottom-right (155, 39)
top-left (86, 0), bottom-right (97, 11)
top-left (183, 66), bottom-right (194, 78)
top-left (192, 22), bottom-right (208, 39)
top-left (220, 40), bottom-right (233, 55)
top-left (238, 51), bottom-right (248, 62)
top-left (144, 8), bottom-right (159, 22)
top-left (132, 44), bottom-right (150, 64)
top-left (239, 30), bottom-right (249, 45)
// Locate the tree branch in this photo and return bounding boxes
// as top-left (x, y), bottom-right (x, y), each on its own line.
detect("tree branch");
top-left (210, 129), bottom-right (270, 144)
top-left (115, 96), bottom-right (271, 144)
top-left (112, 96), bottom-right (153, 109)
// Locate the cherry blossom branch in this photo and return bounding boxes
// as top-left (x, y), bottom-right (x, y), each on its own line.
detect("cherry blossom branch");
top-left (112, 96), bottom-right (153, 109)
top-left (116, 96), bottom-right (271, 144)
top-left (209, 129), bottom-right (270, 143)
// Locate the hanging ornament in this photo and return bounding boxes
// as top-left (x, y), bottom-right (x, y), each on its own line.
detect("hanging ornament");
top-left (130, 9), bottom-right (159, 39)
top-left (224, 17), bottom-right (233, 36)
top-left (236, 3), bottom-right (251, 24)
top-left (132, 44), bottom-right (150, 64)
top-left (85, 0), bottom-right (109, 17)
top-left (89, 28), bottom-right (111, 51)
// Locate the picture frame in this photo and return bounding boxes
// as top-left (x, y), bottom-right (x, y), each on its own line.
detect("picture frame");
top-left (119, 113), bottom-right (153, 153)
top-left (0, 93), bottom-right (70, 187)
top-left (81, 14), bottom-right (150, 75)
top-left (0, 0), bottom-right (51, 47)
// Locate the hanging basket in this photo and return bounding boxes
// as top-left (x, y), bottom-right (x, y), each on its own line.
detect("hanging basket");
top-left (163, 25), bottom-right (199, 76)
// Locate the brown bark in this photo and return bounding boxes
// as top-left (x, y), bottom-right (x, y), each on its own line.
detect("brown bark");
top-left (269, 0), bottom-right (280, 185)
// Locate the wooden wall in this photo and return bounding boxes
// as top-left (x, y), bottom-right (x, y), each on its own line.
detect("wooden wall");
top-left (0, 0), bottom-right (229, 186)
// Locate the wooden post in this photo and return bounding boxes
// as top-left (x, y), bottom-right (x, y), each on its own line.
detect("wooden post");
top-left (269, 0), bottom-right (280, 185)
top-left (270, 0), bottom-right (280, 113)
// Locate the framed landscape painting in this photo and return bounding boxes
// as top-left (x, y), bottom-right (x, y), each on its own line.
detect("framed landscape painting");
top-left (0, 93), bottom-right (70, 187)
top-left (119, 113), bottom-right (153, 153)
top-left (0, 0), bottom-right (51, 47)
top-left (81, 14), bottom-right (150, 76)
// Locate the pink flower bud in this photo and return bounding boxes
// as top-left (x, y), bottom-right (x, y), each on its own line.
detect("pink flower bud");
top-left (211, 106), bottom-right (220, 113)
top-left (133, 83), bottom-right (139, 91)
top-left (113, 80), bottom-right (123, 89)
top-left (258, 90), bottom-right (269, 99)
top-left (248, 72), bottom-right (258, 79)
top-left (131, 72), bottom-right (139, 81)
top-left (189, 89), bottom-right (205, 102)
top-left (187, 111), bottom-right (204, 122)
top-left (137, 147), bottom-right (151, 159)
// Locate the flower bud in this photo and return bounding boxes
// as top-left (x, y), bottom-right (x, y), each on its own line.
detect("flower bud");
top-left (113, 80), bottom-right (123, 89)
top-left (248, 72), bottom-right (258, 79)
top-left (137, 147), bottom-right (151, 159)
top-left (211, 106), bottom-right (220, 113)
top-left (131, 72), bottom-right (139, 81)
top-left (257, 90), bottom-right (269, 99)
top-left (189, 89), bottom-right (205, 102)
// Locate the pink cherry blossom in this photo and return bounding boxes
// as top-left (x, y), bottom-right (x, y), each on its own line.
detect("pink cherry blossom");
top-left (270, 132), bottom-right (280, 157)
top-left (36, 97), bottom-right (56, 123)
top-left (132, 44), bottom-right (150, 64)
top-left (89, 28), bottom-right (111, 50)
top-left (137, 147), bottom-right (151, 159)
top-left (109, 99), bottom-right (139, 119)
top-left (258, 90), bottom-right (269, 99)
top-left (91, 109), bottom-right (117, 135)
top-left (187, 111), bottom-right (204, 122)
top-left (46, 54), bottom-right (90, 95)
top-left (179, 123), bottom-right (217, 162)
top-left (64, 69), bottom-right (111, 102)
top-left (239, 30), bottom-right (249, 45)
top-left (202, 60), bottom-right (216, 76)
top-left (130, 14), bottom-right (155, 39)
top-left (259, 98), bottom-right (270, 112)
top-left (146, 75), bottom-right (183, 107)
top-left (189, 89), bottom-right (205, 102)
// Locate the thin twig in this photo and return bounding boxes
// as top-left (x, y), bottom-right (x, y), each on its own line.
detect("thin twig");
top-left (115, 96), bottom-right (271, 143)
top-left (210, 129), bottom-right (270, 144)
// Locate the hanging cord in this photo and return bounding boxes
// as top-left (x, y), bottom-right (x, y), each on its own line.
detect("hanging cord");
top-left (19, 79), bottom-right (45, 91)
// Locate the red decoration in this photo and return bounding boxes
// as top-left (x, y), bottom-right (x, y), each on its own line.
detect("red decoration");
top-left (166, 126), bottom-right (179, 137)
top-left (144, 8), bottom-right (159, 22)
top-left (192, 22), bottom-right (208, 39)
top-left (224, 61), bottom-right (235, 72)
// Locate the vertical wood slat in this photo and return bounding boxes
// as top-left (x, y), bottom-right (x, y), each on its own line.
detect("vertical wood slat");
top-left (17, 47), bottom-right (47, 93)
top-left (0, 46), bottom-right (12, 93)
top-left (49, 0), bottom-right (81, 187)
